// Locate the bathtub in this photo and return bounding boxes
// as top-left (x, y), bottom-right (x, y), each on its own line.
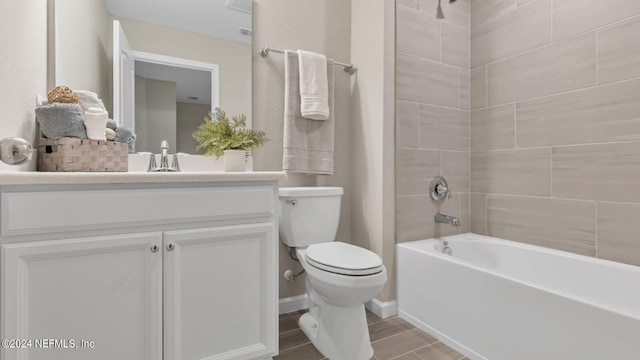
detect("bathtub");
top-left (396, 233), bottom-right (640, 360)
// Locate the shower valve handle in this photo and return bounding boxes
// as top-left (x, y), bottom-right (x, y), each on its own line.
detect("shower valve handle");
top-left (429, 176), bottom-right (451, 203)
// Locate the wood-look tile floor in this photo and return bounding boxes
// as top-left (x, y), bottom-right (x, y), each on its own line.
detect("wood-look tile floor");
top-left (274, 310), bottom-right (469, 360)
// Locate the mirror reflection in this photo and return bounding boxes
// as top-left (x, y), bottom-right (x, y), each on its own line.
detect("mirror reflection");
top-left (52, 0), bottom-right (252, 154)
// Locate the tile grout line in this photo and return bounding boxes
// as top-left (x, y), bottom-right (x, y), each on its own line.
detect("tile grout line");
top-left (458, 69), bottom-right (462, 109)
top-left (370, 328), bottom-right (415, 345)
top-left (418, 103), bottom-right (422, 149)
top-left (439, 19), bottom-right (443, 63)
top-left (550, 0), bottom-right (554, 42)
top-left (550, 144), bottom-right (553, 197)
top-left (398, 51), bottom-right (472, 72)
top-left (469, 192), bottom-right (628, 206)
top-left (513, 102), bottom-right (517, 149)
top-left (490, 74), bottom-right (640, 107)
top-left (484, 192), bottom-right (488, 235)
top-left (595, 26), bottom-right (599, 85)
top-left (278, 339), bottom-right (312, 353)
top-left (484, 65), bottom-right (488, 107)
top-left (387, 349), bottom-right (422, 360)
top-left (595, 201), bottom-right (599, 258)
top-left (470, 138), bottom-right (640, 152)
top-left (469, 10), bottom-right (640, 72)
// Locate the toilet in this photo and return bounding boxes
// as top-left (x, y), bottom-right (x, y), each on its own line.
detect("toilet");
top-left (279, 187), bottom-right (387, 360)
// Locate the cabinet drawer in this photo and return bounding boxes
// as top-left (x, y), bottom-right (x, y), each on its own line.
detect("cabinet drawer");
top-left (1, 186), bottom-right (275, 236)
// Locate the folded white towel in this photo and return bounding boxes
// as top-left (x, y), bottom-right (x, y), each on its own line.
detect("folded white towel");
top-left (84, 107), bottom-right (108, 140)
top-left (76, 90), bottom-right (107, 115)
top-left (298, 50), bottom-right (330, 120)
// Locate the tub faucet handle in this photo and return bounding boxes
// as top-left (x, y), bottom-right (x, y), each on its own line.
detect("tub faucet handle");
top-left (429, 176), bottom-right (451, 203)
top-left (435, 183), bottom-right (448, 195)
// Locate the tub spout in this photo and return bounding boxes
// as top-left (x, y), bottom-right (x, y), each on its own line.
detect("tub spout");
top-left (435, 213), bottom-right (460, 227)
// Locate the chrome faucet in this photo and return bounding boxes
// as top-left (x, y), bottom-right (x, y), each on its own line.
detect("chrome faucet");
top-left (429, 176), bottom-right (460, 228)
top-left (148, 140), bottom-right (180, 172)
top-left (435, 213), bottom-right (460, 227)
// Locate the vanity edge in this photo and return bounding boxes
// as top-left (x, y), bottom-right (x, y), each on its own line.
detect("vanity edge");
top-left (0, 171), bottom-right (288, 186)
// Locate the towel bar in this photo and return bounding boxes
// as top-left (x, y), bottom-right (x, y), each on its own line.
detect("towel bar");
top-left (260, 47), bottom-right (356, 74)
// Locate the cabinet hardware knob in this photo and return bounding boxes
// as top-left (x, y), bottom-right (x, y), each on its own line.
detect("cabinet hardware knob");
top-left (150, 244), bottom-right (159, 253)
top-left (167, 243), bottom-right (175, 251)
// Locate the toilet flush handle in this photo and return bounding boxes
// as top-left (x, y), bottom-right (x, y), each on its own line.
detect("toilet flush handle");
top-left (285, 199), bottom-right (297, 206)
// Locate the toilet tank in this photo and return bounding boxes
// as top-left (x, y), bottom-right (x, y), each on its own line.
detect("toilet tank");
top-left (278, 187), bottom-right (343, 248)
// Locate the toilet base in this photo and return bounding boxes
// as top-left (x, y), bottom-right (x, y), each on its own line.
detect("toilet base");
top-left (299, 290), bottom-right (373, 360)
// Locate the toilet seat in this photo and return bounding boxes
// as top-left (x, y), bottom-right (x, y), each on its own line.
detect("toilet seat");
top-left (305, 242), bottom-right (384, 276)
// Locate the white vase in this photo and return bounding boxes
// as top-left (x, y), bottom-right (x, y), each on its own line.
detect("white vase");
top-left (223, 149), bottom-right (247, 172)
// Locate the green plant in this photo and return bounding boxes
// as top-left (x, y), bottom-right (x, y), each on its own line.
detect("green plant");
top-left (192, 110), bottom-right (269, 158)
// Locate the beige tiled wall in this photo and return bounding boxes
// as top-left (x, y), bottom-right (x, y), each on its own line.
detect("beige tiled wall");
top-left (396, 0), bottom-right (471, 243)
top-left (469, 0), bottom-right (640, 267)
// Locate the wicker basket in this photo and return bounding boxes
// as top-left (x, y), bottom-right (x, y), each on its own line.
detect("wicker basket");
top-left (37, 138), bottom-right (128, 172)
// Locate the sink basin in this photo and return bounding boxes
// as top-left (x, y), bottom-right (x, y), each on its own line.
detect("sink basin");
top-left (128, 153), bottom-right (235, 172)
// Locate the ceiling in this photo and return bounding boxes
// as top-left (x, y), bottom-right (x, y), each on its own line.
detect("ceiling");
top-left (104, 0), bottom-right (252, 44)
top-left (135, 61), bottom-right (212, 105)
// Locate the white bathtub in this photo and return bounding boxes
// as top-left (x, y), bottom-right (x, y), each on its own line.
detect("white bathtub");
top-left (396, 233), bottom-right (640, 360)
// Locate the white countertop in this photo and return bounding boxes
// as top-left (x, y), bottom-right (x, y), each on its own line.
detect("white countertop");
top-left (0, 171), bottom-right (287, 186)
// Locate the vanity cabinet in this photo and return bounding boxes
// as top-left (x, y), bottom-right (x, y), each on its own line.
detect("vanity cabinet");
top-left (164, 224), bottom-right (276, 360)
top-left (0, 180), bottom-right (279, 360)
top-left (2, 232), bottom-right (163, 360)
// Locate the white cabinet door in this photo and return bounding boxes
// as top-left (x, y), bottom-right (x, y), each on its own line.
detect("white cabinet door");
top-left (1, 233), bottom-right (163, 360)
top-left (164, 223), bottom-right (277, 360)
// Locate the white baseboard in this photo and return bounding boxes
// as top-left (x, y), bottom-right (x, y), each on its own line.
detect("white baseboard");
top-left (280, 294), bottom-right (397, 319)
top-left (279, 294), bottom-right (309, 315)
top-left (398, 309), bottom-right (485, 360)
top-left (365, 298), bottom-right (397, 319)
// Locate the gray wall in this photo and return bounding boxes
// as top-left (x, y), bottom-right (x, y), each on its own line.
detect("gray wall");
top-left (136, 78), bottom-right (177, 154)
top-left (469, 0), bottom-right (640, 266)
top-left (252, 0), bottom-right (353, 299)
top-left (177, 102), bottom-right (209, 154)
top-left (0, 0), bottom-right (47, 145)
top-left (54, 0), bottom-right (111, 113)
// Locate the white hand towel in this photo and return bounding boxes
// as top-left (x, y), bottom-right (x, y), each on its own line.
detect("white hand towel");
top-left (298, 50), bottom-right (330, 120)
top-left (84, 107), bottom-right (108, 140)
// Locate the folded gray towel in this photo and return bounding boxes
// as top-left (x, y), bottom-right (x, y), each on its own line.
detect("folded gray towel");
top-left (115, 126), bottom-right (136, 146)
top-left (282, 51), bottom-right (335, 175)
top-left (106, 118), bottom-right (117, 130)
top-left (35, 103), bottom-right (87, 139)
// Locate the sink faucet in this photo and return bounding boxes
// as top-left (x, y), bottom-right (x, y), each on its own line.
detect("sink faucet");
top-left (148, 140), bottom-right (180, 172)
top-left (435, 213), bottom-right (460, 227)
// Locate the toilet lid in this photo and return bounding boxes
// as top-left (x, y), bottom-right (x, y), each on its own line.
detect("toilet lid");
top-left (305, 242), bottom-right (384, 276)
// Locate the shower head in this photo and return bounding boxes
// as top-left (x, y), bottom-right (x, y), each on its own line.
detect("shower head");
top-left (436, 0), bottom-right (445, 19)
top-left (437, 0), bottom-right (458, 19)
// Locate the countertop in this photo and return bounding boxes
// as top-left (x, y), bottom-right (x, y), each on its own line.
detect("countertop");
top-left (0, 171), bottom-right (288, 186)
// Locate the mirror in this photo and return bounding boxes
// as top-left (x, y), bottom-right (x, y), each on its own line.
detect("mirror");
top-left (51, 0), bottom-right (252, 154)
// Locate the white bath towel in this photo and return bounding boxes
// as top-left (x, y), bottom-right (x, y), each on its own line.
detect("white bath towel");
top-left (298, 50), bottom-right (330, 120)
top-left (84, 107), bottom-right (108, 140)
top-left (283, 50), bottom-right (335, 175)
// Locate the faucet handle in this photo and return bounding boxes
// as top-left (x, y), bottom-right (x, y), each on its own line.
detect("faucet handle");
top-left (429, 176), bottom-right (451, 203)
top-left (161, 140), bottom-right (169, 151)
top-left (435, 183), bottom-right (448, 196)
top-left (147, 153), bottom-right (157, 172)
top-left (171, 154), bottom-right (180, 172)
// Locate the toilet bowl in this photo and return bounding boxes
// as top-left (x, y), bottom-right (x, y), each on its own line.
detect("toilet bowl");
top-left (279, 187), bottom-right (387, 360)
